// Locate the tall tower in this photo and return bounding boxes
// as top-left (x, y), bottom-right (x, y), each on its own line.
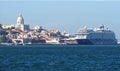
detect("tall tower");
top-left (17, 14), bottom-right (24, 25)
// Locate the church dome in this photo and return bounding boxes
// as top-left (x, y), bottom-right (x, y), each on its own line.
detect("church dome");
top-left (17, 14), bottom-right (24, 24)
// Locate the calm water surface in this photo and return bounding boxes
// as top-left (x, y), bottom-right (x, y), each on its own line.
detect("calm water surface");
top-left (0, 45), bottom-right (120, 71)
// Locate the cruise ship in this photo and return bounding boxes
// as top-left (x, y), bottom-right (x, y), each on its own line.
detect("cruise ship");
top-left (65, 25), bottom-right (117, 45)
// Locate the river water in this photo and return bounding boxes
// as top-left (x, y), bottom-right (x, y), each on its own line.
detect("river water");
top-left (0, 45), bottom-right (120, 71)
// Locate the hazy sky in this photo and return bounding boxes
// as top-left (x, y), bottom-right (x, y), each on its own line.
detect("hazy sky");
top-left (0, 1), bottom-right (120, 39)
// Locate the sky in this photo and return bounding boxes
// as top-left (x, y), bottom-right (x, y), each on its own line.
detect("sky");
top-left (0, 1), bottom-right (120, 39)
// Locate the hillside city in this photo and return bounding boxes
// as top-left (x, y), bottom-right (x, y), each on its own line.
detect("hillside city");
top-left (0, 14), bottom-right (71, 45)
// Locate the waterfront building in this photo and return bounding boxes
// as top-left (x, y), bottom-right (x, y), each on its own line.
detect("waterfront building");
top-left (12, 38), bottom-right (31, 44)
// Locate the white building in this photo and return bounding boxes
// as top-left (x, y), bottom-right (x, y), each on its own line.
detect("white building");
top-left (15, 14), bottom-right (29, 31)
top-left (34, 25), bottom-right (42, 30)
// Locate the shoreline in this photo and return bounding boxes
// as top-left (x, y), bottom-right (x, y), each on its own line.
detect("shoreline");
top-left (0, 43), bottom-right (120, 46)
